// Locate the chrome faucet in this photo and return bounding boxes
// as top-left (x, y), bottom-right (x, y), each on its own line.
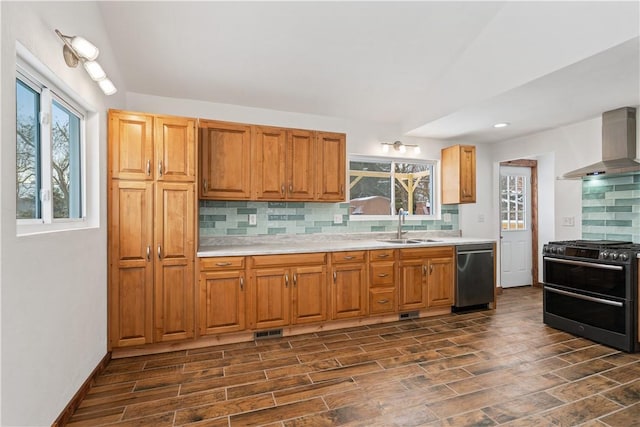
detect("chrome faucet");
top-left (397, 208), bottom-right (406, 239)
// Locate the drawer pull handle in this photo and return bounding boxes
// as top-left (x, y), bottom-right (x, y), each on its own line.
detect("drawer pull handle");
top-left (377, 273), bottom-right (388, 277)
top-left (158, 160), bottom-right (163, 177)
top-left (285, 273), bottom-right (289, 287)
top-left (333, 271), bottom-right (337, 282)
top-left (146, 245), bottom-right (151, 262)
top-left (293, 273), bottom-right (297, 287)
top-left (146, 160), bottom-right (151, 176)
top-left (157, 244), bottom-right (162, 260)
top-left (377, 254), bottom-right (390, 258)
top-left (423, 265), bottom-right (427, 275)
top-left (344, 256), bottom-right (355, 260)
top-left (240, 277), bottom-right (244, 291)
top-left (430, 264), bottom-right (433, 274)
top-left (378, 299), bottom-right (390, 304)
top-left (281, 184), bottom-right (285, 195)
top-left (203, 179), bottom-right (208, 193)
top-left (289, 183), bottom-right (293, 193)
top-left (216, 262), bottom-right (232, 267)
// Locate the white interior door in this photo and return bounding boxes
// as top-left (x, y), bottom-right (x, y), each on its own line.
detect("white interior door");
top-left (500, 166), bottom-right (532, 288)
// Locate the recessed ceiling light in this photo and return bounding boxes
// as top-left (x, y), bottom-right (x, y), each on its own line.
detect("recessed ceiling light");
top-left (493, 122), bottom-right (510, 128)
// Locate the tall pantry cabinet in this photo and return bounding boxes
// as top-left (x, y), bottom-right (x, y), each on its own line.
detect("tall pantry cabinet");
top-left (108, 110), bottom-right (196, 349)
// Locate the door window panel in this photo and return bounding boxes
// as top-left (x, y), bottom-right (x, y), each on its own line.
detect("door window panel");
top-left (500, 174), bottom-right (527, 230)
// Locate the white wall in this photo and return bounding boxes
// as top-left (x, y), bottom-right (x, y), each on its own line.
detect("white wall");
top-left (484, 112), bottom-right (640, 285)
top-left (126, 93), bottom-right (450, 162)
top-left (1, 2), bottom-right (125, 425)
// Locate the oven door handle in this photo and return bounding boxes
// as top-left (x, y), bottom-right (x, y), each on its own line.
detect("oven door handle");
top-left (545, 257), bottom-right (624, 271)
top-left (546, 286), bottom-right (624, 307)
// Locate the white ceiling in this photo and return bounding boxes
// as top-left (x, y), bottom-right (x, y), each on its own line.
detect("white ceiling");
top-left (97, 1), bottom-right (640, 143)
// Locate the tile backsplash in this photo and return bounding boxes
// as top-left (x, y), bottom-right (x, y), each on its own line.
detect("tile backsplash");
top-left (200, 201), bottom-right (459, 237)
top-left (582, 172), bottom-right (640, 243)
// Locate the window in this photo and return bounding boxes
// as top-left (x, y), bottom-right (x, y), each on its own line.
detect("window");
top-left (349, 156), bottom-right (436, 218)
top-left (500, 174), bottom-right (527, 230)
top-left (16, 65), bottom-right (85, 228)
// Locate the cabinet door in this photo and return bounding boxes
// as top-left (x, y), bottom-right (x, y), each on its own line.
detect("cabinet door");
top-left (331, 264), bottom-right (366, 319)
top-left (109, 111), bottom-right (154, 180)
top-left (109, 181), bottom-right (154, 348)
top-left (154, 182), bottom-right (195, 342)
top-left (292, 265), bottom-right (327, 324)
top-left (427, 257), bottom-right (454, 308)
top-left (316, 132), bottom-right (346, 201)
top-left (200, 121), bottom-right (252, 199)
top-left (460, 145), bottom-right (476, 203)
top-left (253, 126), bottom-right (287, 200)
top-left (199, 270), bottom-right (246, 335)
top-left (155, 116), bottom-right (196, 182)
top-left (398, 259), bottom-right (427, 310)
top-left (251, 268), bottom-right (291, 329)
top-left (287, 130), bottom-right (316, 200)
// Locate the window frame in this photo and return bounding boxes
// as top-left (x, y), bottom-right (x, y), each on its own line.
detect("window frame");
top-left (16, 57), bottom-right (89, 235)
top-left (348, 155), bottom-right (440, 221)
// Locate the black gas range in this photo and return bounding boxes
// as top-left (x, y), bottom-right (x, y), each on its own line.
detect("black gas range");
top-left (542, 239), bottom-right (640, 352)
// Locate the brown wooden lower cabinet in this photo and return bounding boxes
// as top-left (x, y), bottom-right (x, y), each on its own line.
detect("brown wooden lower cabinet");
top-left (399, 247), bottom-right (455, 311)
top-left (331, 251), bottom-right (367, 319)
top-left (114, 247), bottom-right (456, 352)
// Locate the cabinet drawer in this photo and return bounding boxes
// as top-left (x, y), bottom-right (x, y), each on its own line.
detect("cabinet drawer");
top-left (369, 289), bottom-right (396, 314)
top-left (369, 262), bottom-right (395, 287)
top-left (369, 249), bottom-right (395, 261)
top-left (251, 252), bottom-right (326, 268)
top-left (200, 257), bottom-right (245, 271)
top-left (331, 251), bottom-right (366, 264)
top-left (400, 246), bottom-right (454, 259)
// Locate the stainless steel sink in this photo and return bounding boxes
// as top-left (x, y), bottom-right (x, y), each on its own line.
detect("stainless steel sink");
top-left (378, 238), bottom-right (441, 244)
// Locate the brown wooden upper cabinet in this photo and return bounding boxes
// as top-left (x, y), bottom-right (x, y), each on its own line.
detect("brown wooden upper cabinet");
top-left (441, 144), bottom-right (476, 204)
top-left (252, 127), bottom-right (316, 200)
top-left (316, 132), bottom-right (346, 201)
top-left (199, 119), bottom-right (346, 202)
top-left (199, 120), bottom-right (252, 200)
top-left (109, 111), bottom-right (195, 182)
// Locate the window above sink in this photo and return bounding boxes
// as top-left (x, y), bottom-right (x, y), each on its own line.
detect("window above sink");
top-left (349, 155), bottom-right (438, 221)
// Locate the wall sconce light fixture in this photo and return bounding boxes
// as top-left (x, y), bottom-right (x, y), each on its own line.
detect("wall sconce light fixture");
top-left (381, 140), bottom-right (421, 155)
top-left (55, 29), bottom-right (117, 96)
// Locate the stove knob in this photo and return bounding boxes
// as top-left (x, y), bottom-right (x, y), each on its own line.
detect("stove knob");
top-left (611, 252), bottom-right (619, 260)
top-left (601, 251), bottom-right (609, 259)
top-left (557, 247), bottom-right (564, 254)
top-left (619, 253), bottom-right (628, 261)
top-left (550, 247), bottom-right (556, 254)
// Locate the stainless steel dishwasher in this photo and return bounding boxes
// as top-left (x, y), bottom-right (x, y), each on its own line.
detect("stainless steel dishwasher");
top-left (454, 243), bottom-right (495, 309)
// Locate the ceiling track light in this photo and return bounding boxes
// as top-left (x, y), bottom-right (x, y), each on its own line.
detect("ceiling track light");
top-left (55, 29), bottom-right (117, 96)
top-left (381, 140), bottom-right (421, 155)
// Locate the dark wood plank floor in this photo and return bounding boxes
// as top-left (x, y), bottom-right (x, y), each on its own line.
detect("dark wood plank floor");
top-left (68, 287), bottom-right (640, 426)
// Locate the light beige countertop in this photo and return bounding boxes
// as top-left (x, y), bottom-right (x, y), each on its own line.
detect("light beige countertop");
top-left (197, 232), bottom-right (495, 257)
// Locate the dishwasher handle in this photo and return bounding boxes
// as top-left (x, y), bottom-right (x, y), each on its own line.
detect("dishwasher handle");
top-left (457, 249), bottom-right (494, 255)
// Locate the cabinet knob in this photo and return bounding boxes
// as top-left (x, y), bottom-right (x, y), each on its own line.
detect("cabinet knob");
top-left (281, 184), bottom-right (285, 195)
top-left (203, 179), bottom-right (208, 193)
top-left (430, 264), bottom-right (433, 274)
top-left (285, 273), bottom-right (289, 287)
top-left (289, 183), bottom-right (293, 193)
top-left (293, 273), bottom-right (297, 287)
top-left (333, 271), bottom-right (337, 282)
top-left (240, 277), bottom-right (244, 291)
top-left (423, 265), bottom-right (427, 275)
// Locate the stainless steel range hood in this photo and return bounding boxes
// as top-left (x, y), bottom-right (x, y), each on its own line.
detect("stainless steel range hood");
top-left (563, 107), bottom-right (639, 179)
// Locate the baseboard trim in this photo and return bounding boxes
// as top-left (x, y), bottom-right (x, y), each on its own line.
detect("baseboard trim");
top-left (51, 352), bottom-right (111, 427)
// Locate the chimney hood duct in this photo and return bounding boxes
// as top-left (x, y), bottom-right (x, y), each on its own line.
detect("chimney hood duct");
top-left (563, 107), bottom-right (639, 179)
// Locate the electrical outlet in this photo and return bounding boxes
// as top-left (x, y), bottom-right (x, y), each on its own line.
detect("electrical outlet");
top-left (478, 214), bottom-right (485, 223)
top-left (443, 213), bottom-right (452, 223)
top-left (249, 214), bottom-right (257, 225)
top-left (333, 214), bottom-right (343, 224)
top-left (562, 216), bottom-right (575, 227)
